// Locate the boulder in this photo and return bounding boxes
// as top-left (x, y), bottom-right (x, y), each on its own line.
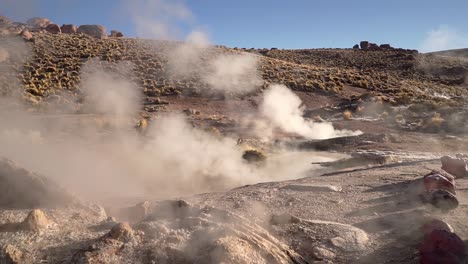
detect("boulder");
top-left (0, 158), bottom-right (78, 209)
top-left (422, 219), bottom-right (454, 236)
top-left (60, 24), bottom-right (77, 34)
top-left (360, 41), bottom-right (369, 50)
top-left (441, 155), bottom-right (468, 178)
top-left (110, 30), bottom-right (123, 37)
top-left (77, 25), bottom-right (107, 39)
top-left (423, 172), bottom-right (456, 194)
top-left (1, 244), bottom-right (32, 264)
top-left (353, 44), bottom-right (359, 49)
top-left (45, 23), bottom-right (61, 34)
top-left (108, 222), bottom-right (135, 242)
top-left (26, 17), bottom-right (52, 28)
top-left (420, 229), bottom-right (466, 264)
top-left (20, 30), bottom-right (33, 41)
top-left (21, 209), bottom-right (51, 231)
top-left (368, 43), bottom-right (381, 50)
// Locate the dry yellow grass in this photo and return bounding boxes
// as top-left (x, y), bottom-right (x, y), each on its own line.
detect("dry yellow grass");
top-left (343, 110), bottom-right (353, 120)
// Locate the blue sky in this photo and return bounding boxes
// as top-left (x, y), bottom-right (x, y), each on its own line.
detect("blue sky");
top-left (2, 0), bottom-right (468, 51)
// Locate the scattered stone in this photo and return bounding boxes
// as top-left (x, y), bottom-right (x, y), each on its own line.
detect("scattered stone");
top-left (60, 24), bottom-right (77, 34)
top-left (281, 184), bottom-right (342, 192)
top-left (108, 222), bottom-right (134, 242)
top-left (360, 41), bottom-right (369, 50)
top-left (441, 155), bottom-right (468, 178)
top-left (110, 30), bottom-right (123, 37)
top-left (77, 25), bottom-right (107, 39)
top-left (45, 23), bottom-right (61, 34)
top-left (21, 209), bottom-right (51, 231)
top-left (26, 17), bottom-right (52, 28)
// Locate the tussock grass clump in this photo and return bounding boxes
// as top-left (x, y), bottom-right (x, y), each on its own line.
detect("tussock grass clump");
top-left (343, 110), bottom-right (353, 120)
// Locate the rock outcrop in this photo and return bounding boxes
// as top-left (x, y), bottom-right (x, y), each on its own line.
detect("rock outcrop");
top-left (61, 24), bottom-right (77, 34)
top-left (77, 25), bottom-right (107, 39)
top-left (45, 23), bottom-right (61, 34)
top-left (0, 158), bottom-right (78, 209)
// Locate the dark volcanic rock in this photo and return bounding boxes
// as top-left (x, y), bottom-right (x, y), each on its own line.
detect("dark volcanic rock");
top-left (360, 41), bottom-right (369, 50)
top-left (380, 44), bottom-right (392, 49)
top-left (77, 25), bottom-right (107, 39)
top-left (353, 44), bottom-right (359, 49)
top-left (0, 158), bottom-right (78, 209)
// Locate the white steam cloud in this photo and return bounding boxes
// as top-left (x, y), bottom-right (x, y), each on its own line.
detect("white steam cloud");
top-left (421, 25), bottom-right (468, 52)
top-left (260, 84), bottom-right (361, 139)
top-left (203, 53), bottom-right (262, 94)
top-left (122, 0), bottom-right (193, 40)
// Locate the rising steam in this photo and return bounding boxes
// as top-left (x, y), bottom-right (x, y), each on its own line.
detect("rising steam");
top-left (261, 84), bottom-right (361, 139)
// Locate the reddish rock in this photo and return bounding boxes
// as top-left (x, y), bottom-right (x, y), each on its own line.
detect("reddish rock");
top-left (77, 25), bottom-right (107, 39)
top-left (420, 229), bottom-right (466, 264)
top-left (441, 155), bottom-right (468, 178)
top-left (422, 219), bottom-right (454, 236)
top-left (45, 23), bottom-right (61, 34)
top-left (61, 24), bottom-right (77, 34)
top-left (423, 173), bottom-right (456, 194)
top-left (110, 30), bottom-right (123, 37)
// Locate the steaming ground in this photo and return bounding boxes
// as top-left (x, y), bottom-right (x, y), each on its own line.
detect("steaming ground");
top-left (2, 1), bottom-right (468, 262)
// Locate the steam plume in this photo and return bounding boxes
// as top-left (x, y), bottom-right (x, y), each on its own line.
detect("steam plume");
top-left (260, 84), bottom-right (361, 139)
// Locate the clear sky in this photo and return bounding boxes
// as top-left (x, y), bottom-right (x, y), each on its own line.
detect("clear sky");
top-left (2, 0), bottom-right (468, 51)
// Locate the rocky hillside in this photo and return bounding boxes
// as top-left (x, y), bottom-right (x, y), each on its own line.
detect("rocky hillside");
top-left (0, 17), bottom-right (467, 113)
